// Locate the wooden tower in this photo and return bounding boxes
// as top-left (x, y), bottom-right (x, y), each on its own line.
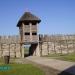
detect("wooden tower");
top-left (17, 12), bottom-right (41, 58)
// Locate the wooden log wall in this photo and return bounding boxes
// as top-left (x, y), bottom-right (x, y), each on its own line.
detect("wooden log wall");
top-left (39, 34), bottom-right (75, 56)
top-left (0, 35), bottom-right (21, 58)
top-left (0, 34), bottom-right (75, 57)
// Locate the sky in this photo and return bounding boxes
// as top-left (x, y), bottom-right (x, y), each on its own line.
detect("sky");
top-left (0, 0), bottom-right (75, 35)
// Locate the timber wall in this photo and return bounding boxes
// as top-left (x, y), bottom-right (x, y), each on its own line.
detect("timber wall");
top-left (0, 34), bottom-right (75, 57)
top-left (39, 34), bottom-right (75, 56)
top-left (0, 35), bottom-right (21, 58)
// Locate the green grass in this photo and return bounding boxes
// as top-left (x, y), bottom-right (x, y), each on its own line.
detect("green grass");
top-left (43, 53), bottom-right (75, 62)
top-left (0, 64), bottom-right (45, 75)
top-left (0, 58), bottom-right (4, 64)
top-left (24, 48), bottom-right (29, 54)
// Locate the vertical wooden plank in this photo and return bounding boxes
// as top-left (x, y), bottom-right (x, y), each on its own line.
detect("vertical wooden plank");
top-left (14, 43), bottom-right (16, 58)
top-left (9, 44), bottom-right (10, 57)
top-left (65, 35), bottom-right (69, 54)
top-left (72, 40), bottom-right (75, 53)
top-left (53, 36), bottom-right (56, 54)
top-left (1, 43), bottom-right (3, 57)
top-left (47, 42), bottom-right (49, 55)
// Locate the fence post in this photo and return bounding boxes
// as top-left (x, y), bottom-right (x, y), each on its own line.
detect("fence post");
top-left (1, 43), bottom-right (3, 57)
top-left (47, 42), bottom-right (49, 55)
top-left (65, 35), bottom-right (69, 54)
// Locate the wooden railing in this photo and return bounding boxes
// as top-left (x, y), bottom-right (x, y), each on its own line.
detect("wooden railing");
top-left (32, 35), bottom-right (39, 42)
top-left (24, 35), bottom-right (39, 43)
top-left (31, 26), bottom-right (37, 32)
top-left (24, 25), bottom-right (30, 32)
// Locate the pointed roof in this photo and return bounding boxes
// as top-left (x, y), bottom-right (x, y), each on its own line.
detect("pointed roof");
top-left (17, 12), bottom-right (41, 27)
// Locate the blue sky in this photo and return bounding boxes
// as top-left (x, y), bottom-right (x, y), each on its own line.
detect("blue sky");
top-left (0, 0), bottom-right (75, 35)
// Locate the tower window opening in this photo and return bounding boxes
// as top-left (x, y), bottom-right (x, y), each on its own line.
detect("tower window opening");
top-left (32, 22), bottom-right (37, 25)
top-left (25, 32), bottom-right (30, 35)
top-left (32, 32), bottom-right (37, 35)
top-left (24, 22), bottom-right (29, 25)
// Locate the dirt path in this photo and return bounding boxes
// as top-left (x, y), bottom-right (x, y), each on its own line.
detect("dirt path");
top-left (25, 56), bottom-right (75, 75)
top-left (10, 57), bottom-right (75, 75)
top-left (10, 58), bottom-right (59, 75)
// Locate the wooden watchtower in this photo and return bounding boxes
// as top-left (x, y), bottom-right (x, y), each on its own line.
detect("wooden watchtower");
top-left (17, 12), bottom-right (41, 58)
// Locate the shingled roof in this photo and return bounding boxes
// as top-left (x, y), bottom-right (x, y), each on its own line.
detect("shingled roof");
top-left (17, 12), bottom-right (41, 27)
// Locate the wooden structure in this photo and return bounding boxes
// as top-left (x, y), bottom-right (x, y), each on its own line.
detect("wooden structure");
top-left (17, 12), bottom-right (41, 58)
top-left (0, 35), bottom-right (75, 58)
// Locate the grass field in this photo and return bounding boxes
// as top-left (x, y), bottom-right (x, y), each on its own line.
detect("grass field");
top-left (0, 64), bottom-right (45, 75)
top-left (44, 53), bottom-right (75, 62)
top-left (0, 58), bottom-right (4, 64)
